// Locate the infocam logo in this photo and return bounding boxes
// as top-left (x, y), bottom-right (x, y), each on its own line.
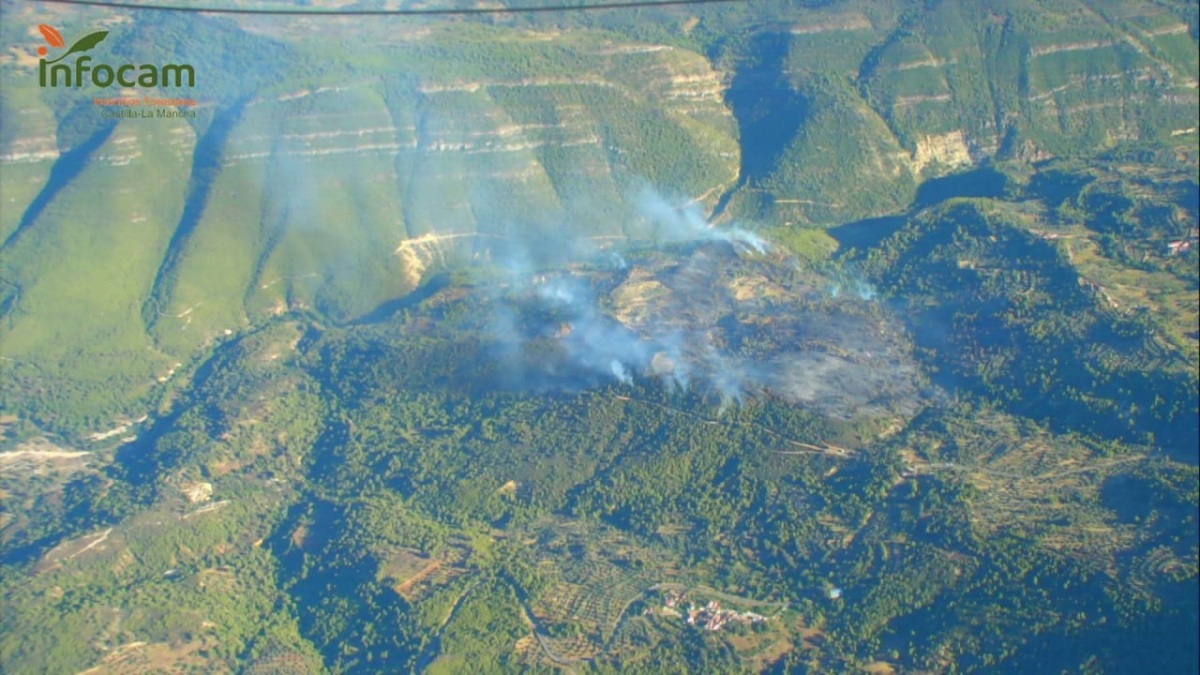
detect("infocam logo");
top-left (36, 24), bottom-right (195, 88)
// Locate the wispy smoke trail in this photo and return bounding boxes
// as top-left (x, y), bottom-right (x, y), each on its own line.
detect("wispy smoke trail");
top-left (830, 279), bottom-right (877, 301)
top-left (474, 185), bottom-right (919, 418)
top-left (610, 360), bottom-right (633, 385)
top-left (479, 186), bottom-right (771, 408)
top-left (634, 187), bottom-right (770, 254)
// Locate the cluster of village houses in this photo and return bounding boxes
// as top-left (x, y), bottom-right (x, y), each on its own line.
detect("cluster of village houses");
top-left (1029, 228), bottom-right (1197, 258)
top-left (646, 590), bottom-right (767, 632)
top-left (1166, 239), bottom-right (1194, 255)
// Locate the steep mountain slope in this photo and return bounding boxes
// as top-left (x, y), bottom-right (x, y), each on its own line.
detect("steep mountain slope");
top-left (0, 15), bottom-right (739, 433)
top-left (719, 0), bottom-right (1198, 224)
top-left (0, 0), bottom-right (1196, 438)
top-left (0, 4), bottom-right (1196, 672)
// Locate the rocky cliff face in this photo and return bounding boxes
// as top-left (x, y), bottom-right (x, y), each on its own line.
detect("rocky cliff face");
top-left (725, 0), bottom-right (1198, 225)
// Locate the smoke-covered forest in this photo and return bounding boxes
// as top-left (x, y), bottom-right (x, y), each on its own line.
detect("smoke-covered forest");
top-left (1, 0), bottom-right (1197, 672)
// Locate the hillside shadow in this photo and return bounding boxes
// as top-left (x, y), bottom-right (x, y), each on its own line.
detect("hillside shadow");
top-left (825, 214), bottom-right (906, 251)
top-left (913, 166), bottom-right (1008, 209)
top-left (829, 166), bottom-right (1009, 251)
top-left (2, 119), bottom-right (117, 251)
top-left (714, 32), bottom-right (808, 217)
top-left (350, 272), bottom-right (452, 326)
top-left (725, 32), bottom-right (807, 182)
top-left (142, 97), bottom-right (251, 330)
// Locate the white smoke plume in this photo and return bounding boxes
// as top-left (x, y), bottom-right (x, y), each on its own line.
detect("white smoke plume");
top-left (634, 187), bottom-right (770, 254)
top-left (472, 184), bottom-right (921, 419)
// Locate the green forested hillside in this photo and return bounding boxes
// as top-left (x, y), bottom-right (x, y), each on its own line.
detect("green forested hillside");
top-left (0, 1), bottom-right (1196, 673)
top-left (2, 0), bottom-right (1196, 436)
top-left (1, 12), bottom-right (741, 434)
top-left (1, 267), bottom-right (1194, 672)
